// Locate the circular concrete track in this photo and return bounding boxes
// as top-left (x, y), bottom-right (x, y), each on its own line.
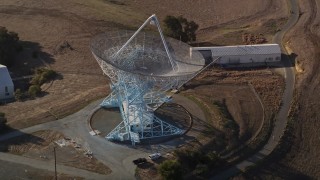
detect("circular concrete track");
top-left (89, 103), bottom-right (193, 145)
top-left (211, 0), bottom-right (298, 179)
top-left (0, 94), bottom-right (204, 179)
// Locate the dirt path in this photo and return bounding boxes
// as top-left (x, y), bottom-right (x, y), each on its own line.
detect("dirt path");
top-left (0, 0), bottom-right (296, 178)
top-left (275, 0), bottom-right (320, 177)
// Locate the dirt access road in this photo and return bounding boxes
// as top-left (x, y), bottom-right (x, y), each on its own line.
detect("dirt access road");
top-left (0, 0), bottom-right (294, 178)
top-left (250, 0), bottom-right (320, 178)
top-left (211, 0), bottom-right (297, 179)
top-left (243, 0), bottom-right (320, 178)
top-left (286, 0), bottom-right (320, 177)
top-left (229, 0), bottom-right (320, 179)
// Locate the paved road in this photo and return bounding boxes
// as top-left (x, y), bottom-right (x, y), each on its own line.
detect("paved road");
top-left (0, 99), bottom-right (145, 179)
top-left (0, 94), bottom-right (206, 179)
top-left (211, 0), bottom-right (298, 179)
top-left (0, 1), bottom-right (298, 179)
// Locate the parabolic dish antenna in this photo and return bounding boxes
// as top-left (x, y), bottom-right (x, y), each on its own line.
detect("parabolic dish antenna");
top-left (90, 14), bottom-right (205, 145)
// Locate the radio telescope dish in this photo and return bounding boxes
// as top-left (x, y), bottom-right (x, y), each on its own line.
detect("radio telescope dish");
top-left (90, 14), bottom-right (205, 145)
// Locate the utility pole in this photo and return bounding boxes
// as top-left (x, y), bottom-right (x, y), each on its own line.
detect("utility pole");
top-left (53, 146), bottom-right (57, 180)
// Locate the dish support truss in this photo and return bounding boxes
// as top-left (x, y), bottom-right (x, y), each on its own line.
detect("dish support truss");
top-left (93, 14), bottom-right (201, 145)
top-left (100, 72), bottom-right (187, 145)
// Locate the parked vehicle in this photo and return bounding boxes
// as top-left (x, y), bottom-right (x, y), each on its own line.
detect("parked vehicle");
top-left (148, 153), bottom-right (161, 160)
top-left (133, 158), bottom-right (147, 165)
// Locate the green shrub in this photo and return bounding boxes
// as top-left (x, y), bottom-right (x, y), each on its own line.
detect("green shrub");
top-left (173, 148), bottom-right (226, 179)
top-left (206, 152), bottom-right (219, 166)
top-left (28, 85), bottom-right (41, 97)
top-left (30, 68), bottom-right (57, 86)
top-left (30, 75), bottom-right (39, 85)
top-left (15, 89), bottom-right (23, 101)
top-left (159, 160), bottom-right (183, 180)
top-left (194, 164), bottom-right (209, 176)
top-left (38, 75), bottom-right (47, 85)
top-left (0, 112), bottom-right (5, 117)
top-left (27, 68), bottom-right (57, 98)
top-left (175, 150), bottom-right (197, 168)
top-left (41, 69), bottom-right (56, 81)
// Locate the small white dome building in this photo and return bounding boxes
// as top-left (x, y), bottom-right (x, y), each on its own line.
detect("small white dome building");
top-left (0, 65), bottom-right (14, 101)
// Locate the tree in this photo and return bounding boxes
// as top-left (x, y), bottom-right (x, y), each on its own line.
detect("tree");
top-left (185, 21), bottom-right (199, 42)
top-left (163, 16), bottom-right (183, 40)
top-left (163, 15), bottom-right (199, 43)
top-left (0, 27), bottom-right (20, 67)
top-left (159, 160), bottom-right (183, 180)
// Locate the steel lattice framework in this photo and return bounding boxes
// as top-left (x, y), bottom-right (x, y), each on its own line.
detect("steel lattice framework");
top-left (90, 14), bottom-right (205, 145)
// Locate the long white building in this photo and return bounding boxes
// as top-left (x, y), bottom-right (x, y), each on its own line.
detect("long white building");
top-left (191, 44), bottom-right (281, 65)
top-left (0, 65), bottom-right (14, 100)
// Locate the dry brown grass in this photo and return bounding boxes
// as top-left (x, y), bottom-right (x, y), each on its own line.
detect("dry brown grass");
top-left (0, 159), bottom-right (84, 180)
top-left (4, 84), bottom-right (108, 129)
top-left (250, 0), bottom-right (320, 178)
top-left (181, 68), bottom-right (284, 159)
top-left (231, 0), bottom-right (320, 178)
top-left (0, 130), bottom-right (63, 154)
top-left (126, 0), bottom-right (288, 46)
top-left (0, 0), bottom-right (286, 131)
top-left (195, 68), bottom-right (284, 125)
top-left (0, 0), bottom-right (300, 177)
top-left (0, 130), bottom-right (111, 175)
top-left (127, 0), bottom-right (281, 29)
top-left (183, 84), bottom-right (262, 139)
top-left (0, 0), bottom-right (136, 129)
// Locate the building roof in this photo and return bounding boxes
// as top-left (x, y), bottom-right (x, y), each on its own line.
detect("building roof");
top-left (0, 64), bottom-right (14, 87)
top-left (191, 44), bottom-right (281, 57)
